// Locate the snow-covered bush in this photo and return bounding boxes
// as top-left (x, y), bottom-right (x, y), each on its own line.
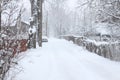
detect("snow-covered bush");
top-left (62, 35), bottom-right (120, 61)
top-left (0, 38), bottom-right (17, 80)
top-left (0, 0), bottom-right (29, 79)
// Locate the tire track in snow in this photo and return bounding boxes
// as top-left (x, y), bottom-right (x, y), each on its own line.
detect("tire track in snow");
top-left (14, 38), bottom-right (120, 80)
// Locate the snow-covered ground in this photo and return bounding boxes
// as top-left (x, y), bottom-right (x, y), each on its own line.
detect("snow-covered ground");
top-left (13, 38), bottom-right (120, 80)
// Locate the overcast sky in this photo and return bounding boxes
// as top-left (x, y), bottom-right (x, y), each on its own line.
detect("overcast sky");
top-left (66, 0), bottom-right (77, 11)
top-left (21, 0), bottom-right (78, 22)
top-left (20, 0), bottom-right (31, 22)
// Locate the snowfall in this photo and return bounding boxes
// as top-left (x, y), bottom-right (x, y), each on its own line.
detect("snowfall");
top-left (10, 38), bottom-right (120, 80)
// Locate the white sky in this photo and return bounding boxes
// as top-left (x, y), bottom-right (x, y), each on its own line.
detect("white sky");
top-left (21, 0), bottom-right (78, 21)
top-left (66, 0), bottom-right (78, 11)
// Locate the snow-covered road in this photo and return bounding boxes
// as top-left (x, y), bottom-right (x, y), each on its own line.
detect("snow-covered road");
top-left (14, 38), bottom-right (120, 80)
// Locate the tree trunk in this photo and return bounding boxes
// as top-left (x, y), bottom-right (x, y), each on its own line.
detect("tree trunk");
top-left (37, 0), bottom-right (42, 47)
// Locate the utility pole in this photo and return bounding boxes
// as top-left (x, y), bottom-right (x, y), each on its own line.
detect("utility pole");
top-left (0, 1), bottom-right (1, 33)
top-left (46, 11), bottom-right (48, 37)
top-left (37, 0), bottom-right (43, 47)
top-left (83, 8), bottom-right (86, 36)
top-left (29, 0), bottom-right (36, 48)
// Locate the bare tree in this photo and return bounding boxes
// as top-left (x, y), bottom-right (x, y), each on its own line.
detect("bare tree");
top-left (0, 1), bottom-right (27, 80)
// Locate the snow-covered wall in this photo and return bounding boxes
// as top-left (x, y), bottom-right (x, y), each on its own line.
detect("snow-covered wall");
top-left (61, 35), bottom-right (120, 61)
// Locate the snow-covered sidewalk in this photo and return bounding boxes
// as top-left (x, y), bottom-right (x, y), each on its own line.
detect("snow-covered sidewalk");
top-left (14, 38), bottom-right (120, 80)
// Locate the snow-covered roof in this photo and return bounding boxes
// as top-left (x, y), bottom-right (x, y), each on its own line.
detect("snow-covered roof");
top-left (12, 21), bottom-right (30, 26)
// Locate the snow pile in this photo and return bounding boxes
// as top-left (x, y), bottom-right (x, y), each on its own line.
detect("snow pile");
top-left (94, 23), bottom-right (111, 35)
top-left (85, 38), bottom-right (120, 46)
top-left (85, 39), bottom-right (109, 46)
top-left (12, 38), bottom-right (120, 80)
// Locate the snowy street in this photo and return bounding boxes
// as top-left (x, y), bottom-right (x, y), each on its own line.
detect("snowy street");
top-left (1, 0), bottom-right (120, 80)
top-left (14, 39), bottom-right (120, 80)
